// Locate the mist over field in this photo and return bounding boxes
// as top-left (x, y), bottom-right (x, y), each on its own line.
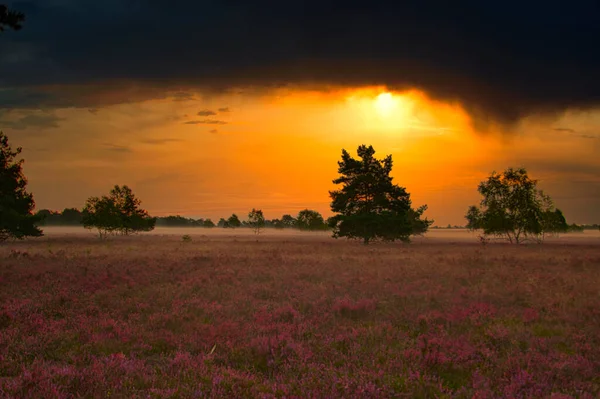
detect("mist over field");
top-left (40, 225), bottom-right (600, 244)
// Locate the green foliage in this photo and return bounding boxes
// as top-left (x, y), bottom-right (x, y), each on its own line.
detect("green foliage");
top-left (466, 167), bottom-right (567, 243)
top-left (567, 223), bottom-right (584, 233)
top-left (226, 213), bottom-right (242, 228)
top-left (329, 145), bottom-right (432, 244)
top-left (182, 234), bottom-right (192, 242)
top-left (248, 208), bottom-right (265, 234)
top-left (0, 131), bottom-right (43, 241)
top-left (36, 208), bottom-right (83, 226)
top-left (0, 5), bottom-right (24, 32)
top-left (203, 219), bottom-right (215, 228)
top-left (296, 209), bottom-right (328, 231)
top-left (281, 214), bottom-right (296, 228)
top-left (540, 208), bottom-right (568, 239)
top-left (155, 215), bottom-right (203, 227)
top-left (82, 185), bottom-right (155, 238)
top-left (270, 218), bottom-right (285, 229)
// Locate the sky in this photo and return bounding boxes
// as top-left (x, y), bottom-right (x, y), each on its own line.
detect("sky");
top-left (1, 0), bottom-right (599, 225)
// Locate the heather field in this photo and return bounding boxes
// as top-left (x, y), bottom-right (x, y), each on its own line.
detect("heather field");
top-left (1, 230), bottom-right (599, 398)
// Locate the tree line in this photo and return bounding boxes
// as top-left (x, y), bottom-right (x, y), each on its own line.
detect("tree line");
top-left (2, 6), bottom-right (599, 245)
top-left (1, 130), bottom-right (598, 244)
top-left (35, 205), bottom-right (330, 233)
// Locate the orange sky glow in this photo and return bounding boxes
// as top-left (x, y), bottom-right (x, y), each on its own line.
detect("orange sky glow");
top-left (9, 85), bottom-right (600, 225)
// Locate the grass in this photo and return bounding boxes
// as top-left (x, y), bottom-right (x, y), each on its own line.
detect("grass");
top-left (0, 232), bottom-right (599, 398)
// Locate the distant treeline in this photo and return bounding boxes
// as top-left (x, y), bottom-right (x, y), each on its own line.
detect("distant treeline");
top-left (35, 208), bottom-right (330, 231)
top-left (36, 209), bottom-right (598, 233)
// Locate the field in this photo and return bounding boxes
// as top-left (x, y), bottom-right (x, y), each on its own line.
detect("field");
top-left (1, 228), bottom-right (599, 398)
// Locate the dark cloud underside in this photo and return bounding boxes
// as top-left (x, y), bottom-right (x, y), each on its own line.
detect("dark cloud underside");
top-left (1, 0), bottom-right (599, 123)
top-left (102, 143), bottom-right (133, 153)
top-left (184, 120), bottom-right (227, 125)
top-left (140, 138), bottom-right (183, 145)
top-left (0, 113), bottom-right (64, 130)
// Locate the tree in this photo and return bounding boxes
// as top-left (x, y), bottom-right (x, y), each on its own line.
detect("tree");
top-left (248, 208), bottom-right (265, 234)
top-left (35, 208), bottom-right (82, 226)
top-left (217, 218), bottom-right (227, 228)
top-left (567, 223), bottom-right (584, 233)
top-left (270, 218), bottom-right (285, 229)
top-left (0, 131), bottom-right (43, 241)
top-left (540, 208), bottom-right (568, 240)
top-left (203, 219), bottom-right (215, 228)
top-left (226, 213), bottom-right (241, 228)
top-left (61, 208), bottom-right (83, 225)
top-left (281, 214), bottom-right (296, 228)
top-left (465, 167), bottom-right (565, 244)
top-left (35, 209), bottom-right (56, 226)
top-left (329, 145), bottom-right (432, 244)
top-left (82, 185), bottom-right (155, 237)
top-left (0, 5), bottom-right (24, 32)
top-left (82, 196), bottom-right (121, 238)
top-left (296, 209), bottom-right (328, 231)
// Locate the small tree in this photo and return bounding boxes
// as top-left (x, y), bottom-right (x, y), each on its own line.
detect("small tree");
top-left (329, 145), bottom-right (432, 244)
top-left (270, 218), bottom-right (285, 229)
top-left (226, 213), bottom-right (242, 228)
top-left (0, 5), bottom-right (25, 32)
top-left (82, 196), bottom-right (121, 238)
top-left (0, 131), bottom-right (43, 241)
top-left (82, 185), bottom-right (155, 237)
top-left (466, 167), bottom-right (565, 244)
top-left (296, 209), bottom-right (328, 231)
top-left (61, 208), bottom-right (83, 225)
top-left (540, 209), bottom-right (568, 241)
top-left (248, 208), bottom-right (265, 234)
top-left (281, 214), bottom-right (296, 228)
top-left (203, 219), bottom-right (215, 228)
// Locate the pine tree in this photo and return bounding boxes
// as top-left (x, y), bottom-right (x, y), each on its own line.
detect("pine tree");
top-left (0, 131), bottom-right (42, 241)
top-left (329, 145), bottom-right (431, 244)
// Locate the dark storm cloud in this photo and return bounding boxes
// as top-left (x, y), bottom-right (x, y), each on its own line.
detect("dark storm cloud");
top-left (1, 0), bottom-right (599, 123)
top-left (0, 112), bottom-right (64, 130)
top-left (171, 91), bottom-right (195, 102)
top-left (184, 120), bottom-right (227, 125)
top-left (197, 110), bottom-right (217, 116)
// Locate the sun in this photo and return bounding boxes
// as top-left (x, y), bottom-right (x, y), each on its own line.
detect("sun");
top-left (374, 92), bottom-right (397, 117)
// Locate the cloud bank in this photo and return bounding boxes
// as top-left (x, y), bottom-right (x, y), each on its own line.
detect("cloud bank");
top-left (1, 0), bottom-right (599, 124)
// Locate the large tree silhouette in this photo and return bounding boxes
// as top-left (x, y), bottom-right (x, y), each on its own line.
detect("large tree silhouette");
top-left (329, 145), bottom-right (431, 244)
top-left (0, 131), bottom-right (42, 241)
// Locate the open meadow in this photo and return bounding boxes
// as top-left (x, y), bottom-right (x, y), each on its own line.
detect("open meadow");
top-left (1, 229), bottom-right (599, 398)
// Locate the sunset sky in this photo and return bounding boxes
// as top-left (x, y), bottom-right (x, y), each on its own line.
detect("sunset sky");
top-left (1, 1), bottom-right (599, 225)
